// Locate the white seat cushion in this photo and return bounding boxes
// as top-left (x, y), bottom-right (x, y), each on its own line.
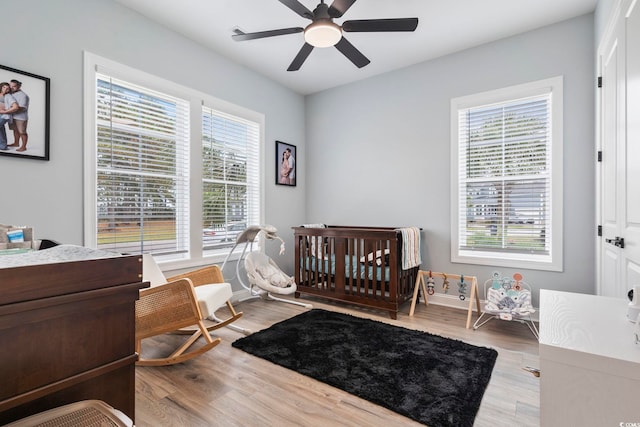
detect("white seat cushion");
top-left (194, 283), bottom-right (233, 317)
top-left (144, 254), bottom-right (232, 317)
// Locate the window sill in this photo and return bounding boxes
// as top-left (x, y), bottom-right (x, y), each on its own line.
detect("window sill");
top-left (154, 246), bottom-right (259, 274)
top-left (452, 251), bottom-right (562, 272)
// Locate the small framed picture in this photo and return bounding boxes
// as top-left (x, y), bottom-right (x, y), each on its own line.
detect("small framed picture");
top-left (0, 64), bottom-right (50, 160)
top-left (276, 140), bottom-right (296, 187)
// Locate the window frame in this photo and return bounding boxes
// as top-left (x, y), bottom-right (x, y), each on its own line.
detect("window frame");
top-left (83, 52), bottom-right (265, 270)
top-left (450, 76), bottom-right (563, 272)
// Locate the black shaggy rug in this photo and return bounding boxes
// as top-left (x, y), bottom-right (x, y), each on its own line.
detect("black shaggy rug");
top-left (232, 309), bottom-right (498, 427)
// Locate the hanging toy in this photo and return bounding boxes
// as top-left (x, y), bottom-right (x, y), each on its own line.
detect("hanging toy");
top-left (442, 273), bottom-right (450, 294)
top-left (458, 275), bottom-right (467, 300)
top-left (426, 270), bottom-right (435, 295)
top-left (512, 272), bottom-right (523, 291)
top-left (501, 276), bottom-right (512, 291)
top-left (491, 271), bottom-right (502, 289)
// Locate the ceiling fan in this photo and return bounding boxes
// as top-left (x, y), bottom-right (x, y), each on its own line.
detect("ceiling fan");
top-left (232, 0), bottom-right (419, 71)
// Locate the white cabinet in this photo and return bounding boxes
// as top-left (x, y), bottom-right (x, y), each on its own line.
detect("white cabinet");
top-left (539, 290), bottom-right (640, 426)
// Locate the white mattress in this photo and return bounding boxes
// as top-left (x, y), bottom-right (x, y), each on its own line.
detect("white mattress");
top-left (0, 244), bottom-right (122, 269)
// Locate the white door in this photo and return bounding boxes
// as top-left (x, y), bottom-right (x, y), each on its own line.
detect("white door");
top-left (598, 12), bottom-right (621, 297)
top-left (598, 0), bottom-right (640, 297)
top-left (622, 0), bottom-right (640, 295)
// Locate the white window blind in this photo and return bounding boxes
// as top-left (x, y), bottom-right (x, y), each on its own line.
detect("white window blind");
top-left (459, 94), bottom-right (550, 253)
top-left (451, 77), bottom-right (563, 271)
top-left (201, 107), bottom-right (260, 250)
top-left (95, 74), bottom-right (190, 255)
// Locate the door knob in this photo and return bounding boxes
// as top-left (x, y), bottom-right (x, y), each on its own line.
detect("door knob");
top-left (605, 236), bottom-right (625, 248)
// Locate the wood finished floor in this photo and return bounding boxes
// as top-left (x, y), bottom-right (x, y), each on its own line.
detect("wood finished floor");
top-left (134, 297), bottom-right (540, 427)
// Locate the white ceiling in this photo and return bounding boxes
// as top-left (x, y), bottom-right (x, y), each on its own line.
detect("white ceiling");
top-left (115, 0), bottom-right (597, 95)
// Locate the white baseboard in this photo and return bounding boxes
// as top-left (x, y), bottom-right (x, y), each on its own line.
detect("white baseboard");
top-left (231, 288), bottom-right (252, 302)
top-left (425, 292), bottom-right (477, 310)
top-left (230, 288), bottom-right (540, 323)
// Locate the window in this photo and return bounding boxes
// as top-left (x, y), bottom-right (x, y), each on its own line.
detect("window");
top-left (450, 77), bottom-right (563, 271)
top-left (94, 75), bottom-right (190, 256)
top-left (84, 53), bottom-right (263, 267)
top-left (202, 108), bottom-right (260, 251)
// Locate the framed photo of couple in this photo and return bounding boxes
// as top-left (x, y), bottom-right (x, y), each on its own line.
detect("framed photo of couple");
top-left (0, 64), bottom-right (50, 160)
top-left (276, 140), bottom-right (296, 187)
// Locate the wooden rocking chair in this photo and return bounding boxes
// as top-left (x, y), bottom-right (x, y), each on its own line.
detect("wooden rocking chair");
top-left (142, 254), bottom-right (249, 336)
top-left (135, 278), bottom-right (221, 366)
top-left (136, 255), bottom-right (249, 366)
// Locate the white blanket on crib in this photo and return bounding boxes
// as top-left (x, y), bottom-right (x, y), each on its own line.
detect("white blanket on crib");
top-left (397, 227), bottom-right (421, 270)
top-left (302, 223), bottom-right (326, 258)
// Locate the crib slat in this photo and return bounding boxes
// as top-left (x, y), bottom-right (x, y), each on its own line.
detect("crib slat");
top-left (334, 238), bottom-right (345, 294)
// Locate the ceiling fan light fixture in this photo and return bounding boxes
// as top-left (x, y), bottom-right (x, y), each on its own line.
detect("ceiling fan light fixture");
top-left (304, 20), bottom-right (341, 47)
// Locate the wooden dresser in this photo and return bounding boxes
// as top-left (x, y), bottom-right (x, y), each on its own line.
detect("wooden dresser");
top-left (0, 255), bottom-right (147, 425)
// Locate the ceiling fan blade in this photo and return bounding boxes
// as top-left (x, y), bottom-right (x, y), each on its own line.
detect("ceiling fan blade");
top-left (278, 0), bottom-right (314, 19)
top-left (232, 27), bottom-right (303, 41)
top-left (343, 18), bottom-right (419, 32)
top-left (287, 43), bottom-right (314, 71)
top-left (334, 37), bottom-right (370, 68)
top-left (328, 0), bottom-right (357, 18)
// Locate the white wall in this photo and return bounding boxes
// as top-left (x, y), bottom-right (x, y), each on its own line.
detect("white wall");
top-left (0, 1), bottom-right (598, 301)
top-left (0, 0), bottom-right (306, 274)
top-left (305, 14), bottom-right (596, 302)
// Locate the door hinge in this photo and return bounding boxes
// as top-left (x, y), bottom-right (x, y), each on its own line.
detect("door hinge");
top-left (598, 225), bottom-right (602, 236)
top-left (597, 76), bottom-right (602, 88)
top-left (597, 150), bottom-right (602, 162)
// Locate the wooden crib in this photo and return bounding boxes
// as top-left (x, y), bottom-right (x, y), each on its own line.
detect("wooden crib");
top-left (292, 226), bottom-right (420, 319)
